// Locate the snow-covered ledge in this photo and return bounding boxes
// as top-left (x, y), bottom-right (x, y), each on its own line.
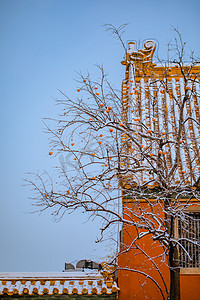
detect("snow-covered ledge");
top-left (180, 268), bottom-right (200, 275)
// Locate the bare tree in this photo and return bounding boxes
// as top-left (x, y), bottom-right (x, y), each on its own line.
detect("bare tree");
top-left (27, 26), bottom-right (200, 300)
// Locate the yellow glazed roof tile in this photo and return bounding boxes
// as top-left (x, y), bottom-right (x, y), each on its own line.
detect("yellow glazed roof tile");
top-left (0, 271), bottom-right (119, 296)
top-left (121, 40), bottom-right (200, 188)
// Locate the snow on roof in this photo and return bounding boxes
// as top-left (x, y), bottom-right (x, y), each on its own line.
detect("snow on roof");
top-left (121, 41), bottom-right (200, 188)
top-left (0, 271), bottom-right (102, 280)
top-left (0, 270), bottom-right (119, 296)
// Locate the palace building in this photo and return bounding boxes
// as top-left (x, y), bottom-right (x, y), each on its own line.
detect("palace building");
top-left (118, 40), bottom-right (200, 300)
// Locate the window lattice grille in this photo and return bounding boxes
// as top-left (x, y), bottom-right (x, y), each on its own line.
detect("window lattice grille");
top-left (178, 212), bottom-right (200, 268)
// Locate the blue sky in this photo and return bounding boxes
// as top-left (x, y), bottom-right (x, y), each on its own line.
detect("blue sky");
top-left (0, 0), bottom-right (199, 272)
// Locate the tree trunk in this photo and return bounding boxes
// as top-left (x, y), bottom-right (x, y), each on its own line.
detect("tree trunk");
top-left (169, 242), bottom-right (180, 300)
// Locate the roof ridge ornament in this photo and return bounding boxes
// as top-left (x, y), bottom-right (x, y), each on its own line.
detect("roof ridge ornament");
top-left (128, 40), bottom-right (156, 63)
top-left (121, 40), bottom-right (156, 70)
top-left (101, 262), bottom-right (115, 281)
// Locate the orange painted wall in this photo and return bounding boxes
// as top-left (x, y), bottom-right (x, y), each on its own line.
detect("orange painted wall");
top-left (118, 200), bottom-right (200, 300)
top-left (180, 275), bottom-right (200, 300)
top-left (118, 227), bottom-right (170, 299)
top-left (118, 200), bottom-right (170, 299)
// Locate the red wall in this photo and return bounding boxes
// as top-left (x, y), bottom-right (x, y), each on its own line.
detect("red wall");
top-left (180, 274), bottom-right (200, 300)
top-left (118, 200), bottom-right (170, 299)
top-left (118, 200), bottom-right (200, 299)
top-left (118, 228), bottom-right (170, 299)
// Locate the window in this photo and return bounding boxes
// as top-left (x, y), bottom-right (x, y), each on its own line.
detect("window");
top-left (178, 212), bottom-right (200, 268)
